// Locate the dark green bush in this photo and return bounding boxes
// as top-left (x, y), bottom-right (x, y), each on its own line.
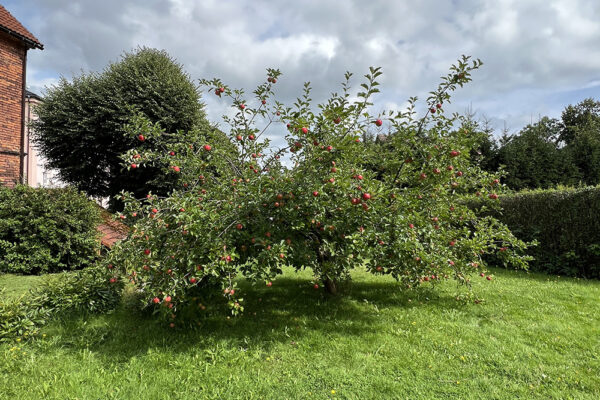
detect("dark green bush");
top-left (0, 267), bottom-right (123, 341)
top-left (470, 186), bottom-right (600, 278)
top-left (31, 47), bottom-right (213, 204)
top-left (0, 185), bottom-right (102, 274)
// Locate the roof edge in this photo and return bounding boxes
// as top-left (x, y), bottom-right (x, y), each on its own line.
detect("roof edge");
top-left (0, 25), bottom-right (43, 50)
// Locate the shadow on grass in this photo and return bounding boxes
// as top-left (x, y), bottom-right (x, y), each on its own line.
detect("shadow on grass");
top-left (43, 274), bottom-right (466, 365)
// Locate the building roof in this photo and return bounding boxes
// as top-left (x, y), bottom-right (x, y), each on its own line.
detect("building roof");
top-left (25, 90), bottom-right (42, 100)
top-left (98, 210), bottom-right (129, 248)
top-left (0, 5), bottom-right (43, 49)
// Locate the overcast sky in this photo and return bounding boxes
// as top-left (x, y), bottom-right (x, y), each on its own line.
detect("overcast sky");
top-left (5, 0), bottom-right (600, 139)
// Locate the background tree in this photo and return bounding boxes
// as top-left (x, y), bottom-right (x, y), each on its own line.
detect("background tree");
top-left (561, 98), bottom-right (600, 185)
top-left (474, 98), bottom-right (600, 190)
top-left (494, 117), bottom-right (578, 190)
top-left (32, 47), bottom-right (218, 208)
top-left (564, 119), bottom-right (600, 185)
top-left (560, 98), bottom-right (600, 145)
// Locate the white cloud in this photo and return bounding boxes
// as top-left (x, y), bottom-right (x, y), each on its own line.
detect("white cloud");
top-left (4, 0), bottom-right (599, 137)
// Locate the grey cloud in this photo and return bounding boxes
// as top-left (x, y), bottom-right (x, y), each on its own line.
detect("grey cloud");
top-left (9, 0), bottom-right (600, 138)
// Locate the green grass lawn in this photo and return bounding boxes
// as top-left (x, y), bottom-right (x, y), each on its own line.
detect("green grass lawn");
top-left (1, 267), bottom-right (598, 399)
top-left (0, 273), bottom-right (47, 300)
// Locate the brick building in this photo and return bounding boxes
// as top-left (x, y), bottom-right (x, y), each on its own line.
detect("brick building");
top-left (0, 5), bottom-right (43, 186)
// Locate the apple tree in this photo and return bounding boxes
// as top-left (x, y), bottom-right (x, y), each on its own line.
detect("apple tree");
top-left (105, 56), bottom-right (530, 322)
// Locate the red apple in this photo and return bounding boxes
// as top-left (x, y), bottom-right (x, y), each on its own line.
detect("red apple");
top-left (312, 191), bottom-right (319, 197)
top-left (301, 127), bottom-right (308, 134)
top-left (138, 134), bottom-right (145, 141)
top-left (203, 144), bottom-right (212, 151)
top-left (375, 119), bottom-right (383, 126)
top-left (362, 193), bottom-right (371, 200)
top-left (153, 297), bottom-right (160, 304)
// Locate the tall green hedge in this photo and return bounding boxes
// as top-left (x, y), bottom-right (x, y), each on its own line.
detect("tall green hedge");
top-left (0, 185), bottom-right (102, 274)
top-left (472, 186), bottom-right (600, 278)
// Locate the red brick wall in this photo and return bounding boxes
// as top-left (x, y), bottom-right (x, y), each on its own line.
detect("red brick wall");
top-left (0, 31), bottom-right (26, 187)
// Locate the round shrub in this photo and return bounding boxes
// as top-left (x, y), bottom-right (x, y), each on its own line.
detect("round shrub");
top-left (0, 185), bottom-right (102, 274)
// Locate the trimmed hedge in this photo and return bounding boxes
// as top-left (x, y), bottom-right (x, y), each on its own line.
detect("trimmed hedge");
top-left (0, 267), bottom-right (123, 341)
top-left (0, 185), bottom-right (102, 274)
top-left (471, 186), bottom-right (600, 278)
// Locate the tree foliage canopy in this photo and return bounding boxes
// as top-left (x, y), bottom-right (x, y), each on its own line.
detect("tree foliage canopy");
top-left (105, 57), bottom-right (530, 322)
top-left (473, 98), bottom-right (600, 190)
